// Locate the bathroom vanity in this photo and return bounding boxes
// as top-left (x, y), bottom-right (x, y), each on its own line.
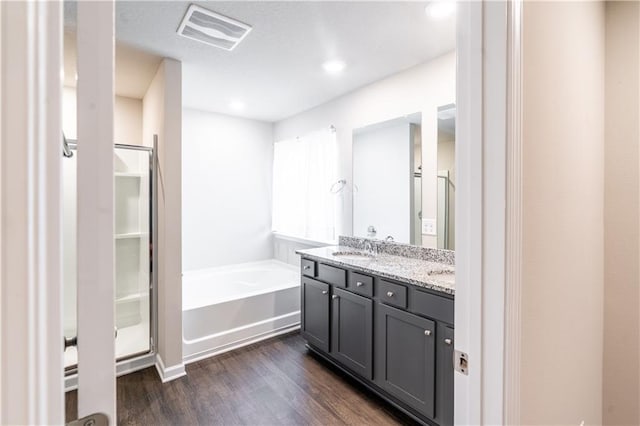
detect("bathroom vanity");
top-left (297, 237), bottom-right (455, 426)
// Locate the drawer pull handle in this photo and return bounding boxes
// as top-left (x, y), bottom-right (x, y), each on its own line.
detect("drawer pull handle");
top-left (424, 330), bottom-right (432, 336)
top-left (332, 295), bottom-right (339, 300)
top-left (321, 290), bottom-right (328, 295)
top-left (303, 265), bottom-right (311, 270)
top-left (386, 291), bottom-right (394, 297)
top-left (444, 338), bottom-right (452, 345)
top-left (356, 281), bottom-right (364, 287)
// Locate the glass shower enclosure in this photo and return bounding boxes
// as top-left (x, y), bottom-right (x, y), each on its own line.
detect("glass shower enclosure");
top-left (63, 142), bottom-right (155, 372)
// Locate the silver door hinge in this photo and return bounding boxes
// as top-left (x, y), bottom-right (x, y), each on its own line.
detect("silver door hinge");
top-left (64, 336), bottom-right (78, 350)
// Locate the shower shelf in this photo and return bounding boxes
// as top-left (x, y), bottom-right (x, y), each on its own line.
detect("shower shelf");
top-left (116, 292), bottom-right (149, 304)
top-left (115, 172), bottom-right (143, 178)
top-left (115, 232), bottom-right (147, 240)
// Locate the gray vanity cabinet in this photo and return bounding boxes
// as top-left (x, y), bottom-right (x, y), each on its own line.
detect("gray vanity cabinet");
top-left (331, 287), bottom-right (373, 379)
top-left (301, 277), bottom-right (330, 352)
top-left (299, 257), bottom-right (454, 426)
top-left (376, 303), bottom-right (436, 419)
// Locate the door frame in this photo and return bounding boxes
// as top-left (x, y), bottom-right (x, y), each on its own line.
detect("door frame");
top-left (0, 0), bottom-right (524, 424)
top-left (0, 1), bottom-right (65, 423)
top-left (75, 0), bottom-right (116, 422)
top-left (1, 0), bottom-right (119, 423)
top-left (455, 1), bottom-right (523, 424)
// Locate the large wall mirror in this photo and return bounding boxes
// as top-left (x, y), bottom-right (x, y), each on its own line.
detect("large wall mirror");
top-left (352, 105), bottom-right (455, 249)
top-left (352, 113), bottom-right (423, 245)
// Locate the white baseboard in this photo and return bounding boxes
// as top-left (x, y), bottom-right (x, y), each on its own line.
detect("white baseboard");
top-left (155, 353), bottom-right (187, 383)
top-left (65, 352), bottom-right (156, 392)
top-left (183, 323), bottom-right (300, 365)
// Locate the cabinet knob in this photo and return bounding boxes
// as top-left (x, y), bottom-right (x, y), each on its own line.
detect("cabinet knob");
top-left (444, 338), bottom-right (452, 345)
top-left (332, 295), bottom-right (339, 300)
top-left (321, 290), bottom-right (328, 295)
top-left (386, 291), bottom-right (394, 298)
top-left (303, 265), bottom-right (311, 270)
top-left (356, 281), bottom-right (364, 287)
top-left (424, 330), bottom-right (432, 336)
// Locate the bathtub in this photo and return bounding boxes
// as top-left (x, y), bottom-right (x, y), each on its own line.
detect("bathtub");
top-left (182, 259), bottom-right (300, 364)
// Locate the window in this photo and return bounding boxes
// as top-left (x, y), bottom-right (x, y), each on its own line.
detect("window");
top-left (272, 128), bottom-right (338, 242)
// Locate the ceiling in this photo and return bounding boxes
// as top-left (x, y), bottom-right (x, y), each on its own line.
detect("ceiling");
top-left (64, 1), bottom-right (455, 122)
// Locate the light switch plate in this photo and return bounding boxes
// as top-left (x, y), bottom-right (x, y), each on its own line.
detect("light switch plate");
top-left (422, 218), bottom-right (436, 236)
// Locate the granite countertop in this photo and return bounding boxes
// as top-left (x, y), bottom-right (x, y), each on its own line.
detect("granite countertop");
top-left (296, 245), bottom-right (455, 296)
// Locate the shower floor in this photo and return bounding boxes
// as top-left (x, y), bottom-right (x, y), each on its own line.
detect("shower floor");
top-left (64, 322), bottom-right (150, 368)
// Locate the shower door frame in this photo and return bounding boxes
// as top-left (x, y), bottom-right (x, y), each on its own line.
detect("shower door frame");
top-left (63, 141), bottom-right (158, 386)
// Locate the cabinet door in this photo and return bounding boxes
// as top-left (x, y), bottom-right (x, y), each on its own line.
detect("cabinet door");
top-left (301, 278), bottom-right (330, 352)
top-left (376, 303), bottom-right (436, 419)
top-left (331, 287), bottom-right (373, 379)
top-left (436, 324), bottom-right (454, 426)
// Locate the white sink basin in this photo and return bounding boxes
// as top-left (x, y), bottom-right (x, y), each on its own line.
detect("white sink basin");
top-left (331, 251), bottom-right (375, 261)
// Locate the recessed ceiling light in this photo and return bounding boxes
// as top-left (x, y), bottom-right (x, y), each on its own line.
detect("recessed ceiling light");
top-left (425, 1), bottom-right (456, 20)
top-left (229, 100), bottom-right (245, 111)
top-left (322, 60), bottom-right (346, 75)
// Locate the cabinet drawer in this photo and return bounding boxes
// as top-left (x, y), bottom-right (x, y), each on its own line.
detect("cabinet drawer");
top-left (411, 290), bottom-right (454, 324)
top-left (348, 271), bottom-right (373, 297)
top-left (317, 263), bottom-right (347, 287)
top-left (378, 280), bottom-right (407, 309)
top-left (301, 258), bottom-right (316, 277)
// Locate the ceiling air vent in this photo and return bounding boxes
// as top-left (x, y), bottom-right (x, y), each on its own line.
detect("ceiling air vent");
top-left (177, 4), bottom-right (252, 51)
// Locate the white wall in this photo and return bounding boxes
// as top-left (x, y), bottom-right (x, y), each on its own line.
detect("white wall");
top-left (353, 122), bottom-right (412, 243)
top-left (114, 96), bottom-right (143, 145)
top-left (182, 108), bottom-right (274, 271)
top-left (274, 52), bottom-right (456, 247)
top-left (603, 2), bottom-right (640, 424)
top-left (63, 86), bottom-right (142, 145)
top-left (143, 58), bottom-right (184, 376)
top-left (521, 2), bottom-right (605, 424)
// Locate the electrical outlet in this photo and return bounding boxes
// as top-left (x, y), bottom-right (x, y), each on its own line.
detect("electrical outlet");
top-left (422, 219), bottom-right (437, 236)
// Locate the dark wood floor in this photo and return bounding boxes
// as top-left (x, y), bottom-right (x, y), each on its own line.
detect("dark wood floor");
top-left (66, 331), bottom-right (417, 425)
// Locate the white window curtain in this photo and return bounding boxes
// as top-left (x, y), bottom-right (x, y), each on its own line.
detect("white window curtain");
top-left (272, 127), bottom-right (338, 242)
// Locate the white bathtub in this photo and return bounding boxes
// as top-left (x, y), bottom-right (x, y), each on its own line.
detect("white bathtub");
top-left (182, 260), bottom-right (300, 363)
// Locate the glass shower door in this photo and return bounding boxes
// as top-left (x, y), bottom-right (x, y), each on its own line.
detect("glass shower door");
top-left (63, 143), bottom-right (153, 370)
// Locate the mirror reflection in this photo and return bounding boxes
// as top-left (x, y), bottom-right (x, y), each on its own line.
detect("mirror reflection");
top-left (352, 113), bottom-right (422, 245)
top-left (351, 104), bottom-right (455, 249)
top-left (437, 104), bottom-right (456, 250)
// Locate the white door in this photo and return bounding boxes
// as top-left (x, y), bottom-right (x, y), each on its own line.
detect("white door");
top-left (74, 0), bottom-right (117, 422)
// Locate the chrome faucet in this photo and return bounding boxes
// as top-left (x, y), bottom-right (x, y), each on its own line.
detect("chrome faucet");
top-left (364, 240), bottom-right (377, 256)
